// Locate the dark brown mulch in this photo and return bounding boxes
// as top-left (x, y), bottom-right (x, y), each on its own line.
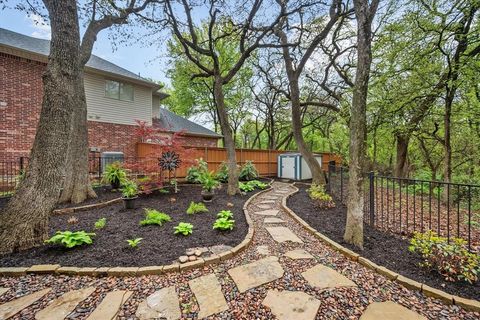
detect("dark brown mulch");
top-left (287, 184), bottom-right (480, 300)
top-left (0, 185), bottom-right (259, 267)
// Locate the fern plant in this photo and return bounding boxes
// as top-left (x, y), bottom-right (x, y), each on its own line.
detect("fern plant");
top-left (45, 231), bottom-right (95, 248)
top-left (186, 201), bottom-right (209, 214)
top-left (126, 238), bottom-right (143, 248)
top-left (213, 217), bottom-right (235, 231)
top-left (174, 222), bottom-right (193, 236)
top-left (140, 208), bottom-right (172, 226)
top-left (94, 218), bottom-right (106, 229)
top-left (102, 161), bottom-right (127, 188)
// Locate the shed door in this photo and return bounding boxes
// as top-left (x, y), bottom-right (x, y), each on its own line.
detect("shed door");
top-left (281, 156), bottom-right (296, 179)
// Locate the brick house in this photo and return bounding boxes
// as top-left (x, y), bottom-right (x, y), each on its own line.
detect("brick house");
top-left (0, 28), bottom-right (222, 163)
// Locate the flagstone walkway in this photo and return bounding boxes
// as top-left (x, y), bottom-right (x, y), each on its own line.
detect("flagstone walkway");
top-left (0, 182), bottom-right (477, 319)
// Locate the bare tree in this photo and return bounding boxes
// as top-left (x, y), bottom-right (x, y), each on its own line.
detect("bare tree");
top-left (343, 0), bottom-right (379, 249)
top-left (0, 0), bottom-right (156, 254)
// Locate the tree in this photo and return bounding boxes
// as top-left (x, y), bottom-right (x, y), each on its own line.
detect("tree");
top-left (343, 0), bottom-right (379, 249)
top-left (0, 0), bottom-right (156, 254)
top-left (162, 0), bottom-right (288, 195)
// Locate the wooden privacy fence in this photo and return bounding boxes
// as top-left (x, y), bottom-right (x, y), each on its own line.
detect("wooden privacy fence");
top-left (136, 142), bottom-right (341, 178)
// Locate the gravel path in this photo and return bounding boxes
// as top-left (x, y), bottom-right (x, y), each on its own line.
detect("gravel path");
top-left (0, 182), bottom-right (478, 319)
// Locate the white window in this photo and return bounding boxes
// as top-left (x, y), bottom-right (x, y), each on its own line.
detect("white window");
top-left (105, 80), bottom-right (134, 101)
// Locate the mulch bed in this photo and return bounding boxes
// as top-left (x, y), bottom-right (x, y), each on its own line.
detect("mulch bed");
top-left (287, 184), bottom-right (480, 300)
top-left (0, 184), bottom-right (259, 267)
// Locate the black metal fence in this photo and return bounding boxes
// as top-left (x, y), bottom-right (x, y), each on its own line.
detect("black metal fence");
top-left (327, 165), bottom-right (480, 251)
top-left (0, 156), bottom-right (162, 197)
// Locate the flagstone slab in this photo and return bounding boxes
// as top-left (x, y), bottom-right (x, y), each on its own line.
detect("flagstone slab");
top-left (284, 249), bottom-right (314, 260)
top-left (263, 196), bottom-right (280, 200)
top-left (36, 287), bottom-right (95, 320)
top-left (302, 265), bottom-right (356, 289)
top-left (86, 290), bottom-right (132, 320)
top-left (256, 245), bottom-right (270, 255)
top-left (262, 290), bottom-right (320, 320)
top-left (260, 200), bottom-right (275, 204)
top-left (265, 226), bottom-right (303, 243)
top-left (136, 286), bottom-right (180, 320)
top-left (228, 256), bottom-right (284, 293)
top-left (360, 301), bottom-right (427, 320)
top-left (0, 288), bottom-right (51, 320)
top-left (0, 288), bottom-right (9, 297)
top-left (264, 217), bottom-right (285, 224)
top-left (255, 209), bottom-right (279, 216)
top-left (189, 274), bottom-right (228, 318)
top-left (257, 204), bottom-right (272, 209)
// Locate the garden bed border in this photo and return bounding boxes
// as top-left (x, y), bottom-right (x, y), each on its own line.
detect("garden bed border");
top-left (0, 182), bottom-right (273, 277)
top-left (281, 183), bottom-right (480, 313)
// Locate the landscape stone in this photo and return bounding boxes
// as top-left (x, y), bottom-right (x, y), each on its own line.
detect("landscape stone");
top-left (179, 256), bottom-right (189, 263)
top-left (188, 255), bottom-right (197, 261)
top-left (135, 286), bottom-right (181, 320)
top-left (263, 196), bottom-right (279, 200)
top-left (228, 256), bottom-right (284, 293)
top-left (0, 288), bottom-right (51, 320)
top-left (260, 200), bottom-right (275, 204)
top-left (86, 290), bottom-right (132, 320)
top-left (256, 245), bottom-right (270, 255)
top-left (264, 217), bottom-right (285, 224)
top-left (265, 226), bottom-right (303, 243)
top-left (360, 301), bottom-right (427, 320)
top-left (186, 249), bottom-right (195, 256)
top-left (262, 290), bottom-right (320, 320)
top-left (194, 249), bottom-right (202, 257)
top-left (284, 249), bottom-right (314, 260)
top-left (209, 244), bottom-right (233, 255)
top-left (257, 204), bottom-right (272, 209)
top-left (0, 287), bottom-right (9, 297)
top-left (188, 273), bottom-right (228, 318)
top-left (254, 209), bottom-right (279, 216)
top-left (35, 287), bottom-right (95, 320)
top-left (302, 264), bottom-right (356, 289)
top-left (27, 264), bottom-right (60, 274)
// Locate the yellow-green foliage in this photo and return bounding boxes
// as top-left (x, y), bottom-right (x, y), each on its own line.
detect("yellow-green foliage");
top-left (140, 208), bottom-right (172, 226)
top-left (409, 231), bottom-right (480, 283)
top-left (186, 201), bottom-right (209, 214)
top-left (307, 184), bottom-right (335, 209)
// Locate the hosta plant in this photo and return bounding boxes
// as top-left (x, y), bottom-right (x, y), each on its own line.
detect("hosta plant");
top-left (307, 184), bottom-right (335, 209)
top-left (239, 182), bottom-right (255, 192)
top-left (213, 217), bottom-right (235, 231)
top-left (186, 201), bottom-right (209, 214)
top-left (94, 218), bottom-right (106, 229)
top-left (239, 161), bottom-right (258, 181)
top-left (215, 162), bottom-right (229, 183)
top-left (126, 238), bottom-right (143, 248)
top-left (409, 231), bottom-right (480, 283)
top-left (217, 210), bottom-right (234, 220)
top-left (140, 208), bottom-right (172, 226)
top-left (247, 180), bottom-right (268, 189)
top-left (186, 158), bottom-right (208, 183)
top-left (174, 222), bottom-right (193, 236)
top-left (45, 231), bottom-right (95, 248)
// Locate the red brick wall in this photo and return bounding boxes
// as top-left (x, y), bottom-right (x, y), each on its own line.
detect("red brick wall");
top-left (0, 52), bottom-right (218, 163)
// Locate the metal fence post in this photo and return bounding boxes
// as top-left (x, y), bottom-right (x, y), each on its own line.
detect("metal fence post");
top-left (369, 171), bottom-right (375, 226)
top-left (98, 156), bottom-right (102, 179)
top-left (327, 164), bottom-right (332, 192)
top-left (19, 157), bottom-right (24, 172)
top-left (340, 167), bottom-right (344, 202)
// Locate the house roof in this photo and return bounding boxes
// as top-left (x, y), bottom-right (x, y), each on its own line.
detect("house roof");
top-left (153, 108), bottom-right (222, 138)
top-left (0, 28), bottom-right (159, 88)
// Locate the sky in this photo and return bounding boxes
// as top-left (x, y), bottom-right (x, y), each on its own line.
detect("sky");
top-left (0, 5), bottom-right (170, 84)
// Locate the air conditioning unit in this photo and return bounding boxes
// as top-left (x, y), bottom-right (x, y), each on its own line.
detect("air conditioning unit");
top-left (101, 151), bottom-right (124, 172)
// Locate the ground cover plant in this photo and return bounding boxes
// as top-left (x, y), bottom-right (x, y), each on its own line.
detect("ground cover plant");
top-left (186, 201), bottom-right (209, 214)
top-left (217, 210), bottom-right (234, 219)
top-left (0, 185), bottom-right (256, 267)
top-left (140, 208), bottom-right (171, 226)
top-left (45, 231), bottom-right (95, 249)
top-left (287, 184), bottom-right (480, 300)
top-left (307, 184), bottom-right (335, 209)
top-left (126, 238), bottom-right (143, 248)
top-left (213, 217), bottom-right (235, 231)
top-left (174, 222), bottom-right (193, 236)
top-left (121, 180), bottom-right (138, 198)
top-left (239, 180), bottom-right (269, 192)
top-left (94, 218), bottom-right (106, 229)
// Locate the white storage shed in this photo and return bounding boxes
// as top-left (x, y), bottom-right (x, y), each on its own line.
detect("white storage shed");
top-left (277, 153), bottom-right (323, 180)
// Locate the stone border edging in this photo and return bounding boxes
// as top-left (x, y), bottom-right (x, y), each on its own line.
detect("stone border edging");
top-left (0, 185), bottom-right (272, 278)
top-left (280, 183), bottom-right (480, 313)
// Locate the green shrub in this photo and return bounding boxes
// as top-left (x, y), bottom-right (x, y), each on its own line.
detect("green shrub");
top-left (126, 237), bottom-right (143, 248)
top-left (307, 184), bottom-right (335, 209)
top-left (247, 180), bottom-right (268, 189)
top-left (102, 161), bottom-right (127, 187)
top-left (217, 210), bottom-right (234, 219)
top-left (199, 170), bottom-right (220, 192)
top-left (213, 217), bottom-right (235, 231)
top-left (94, 218), bottom-right (106, 230)
top-left (409, 231), bottom-right (480, 283)
top-left (140, 208), bottom-right (172, 226)
top-left (121, 180), bottom-right (138, 198)
top-left (174, 222), bottom-right (193, 236)
top-left (215, 162), bottom-right (229, 183)
top-left (186, 158), bottom-right (208, 183)
top-left (45, 231), bottom-right (95, 248)
top-left (186, 201), bottom-right (209, 214)
top-left (239, 181), bottom-right (255, 192)
top-left (239, 161), bottom-right (258, 181)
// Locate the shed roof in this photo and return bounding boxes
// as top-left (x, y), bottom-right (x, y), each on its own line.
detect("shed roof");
top-left (153, 108), bottom-right (222, 138)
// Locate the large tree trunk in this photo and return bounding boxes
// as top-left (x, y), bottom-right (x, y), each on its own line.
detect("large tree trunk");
top-left (394, 133), bottom-right (409, 178)
top-left (344, 0), bottom-right (378, 249)
top-left (214, 76), bottom-right (239, 195)
top-left (0, 0), bottom-right (80, 254)
top-left (58, 72), bottom-right (97, 204)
